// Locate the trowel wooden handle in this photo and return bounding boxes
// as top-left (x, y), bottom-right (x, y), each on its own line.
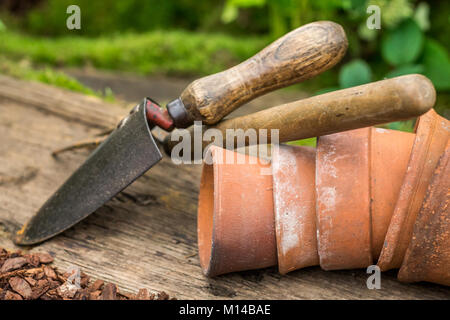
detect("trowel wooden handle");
top-left (167, 21), bottom-right (347, 127)
top-left (165, 74), bottom-right (435, 153)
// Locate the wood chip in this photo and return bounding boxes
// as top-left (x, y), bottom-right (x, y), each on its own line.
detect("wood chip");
top-left (24, 277), bottom-right (37, 286)
top-left (89, 279), bottom-right (104, 292)
top-left (36, 252), bottom-right (54, 264)
top-left (101, 283), bottom-right (117, 300)
top-left (0, 248), bottom-right (173, 300)
top-left (157, 291), bottom-right (169, 300)
top-left (43, 265), bottom-right (57, 280)
top-left (118, 291), bottom-right (135, 300)
top-left (47, 289), bottom-right (58, 296)
top-left (40, 291), bottom-right (60, 300)
top-left (75, 288), bottom-right (90, 300)
top-left (57, 282), bottom-right (78, 299)
top-left (80, 273), bottom-right (90, 288)
top-left (9, 276), bottom-right (32, 299)
top-left (24, 267), bottom-right (43, 275)
top-left (37, 279), bottom-right (48, 287)
top-left (1, 257), bottom-right (27, 273)
top-left (89, 290), bottom-right (102, 300)
top-left (25, 254), bottom-right (40, 267)
top-left (48, 279), bottom-right (61, 289)
top-left (5, 290), bottom-right (23, 300)
top-left (135, 288), bottom-right (150, 300)
top-left (31, 283), bottom-right (50, 300)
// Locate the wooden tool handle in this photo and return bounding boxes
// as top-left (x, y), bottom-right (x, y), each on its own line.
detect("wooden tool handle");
top-left (167, 21), bottom-right (347, 127)
top-left (165, 74), bottom-right (435, 154)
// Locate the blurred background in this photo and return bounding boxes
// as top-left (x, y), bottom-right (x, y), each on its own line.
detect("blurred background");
top-left (0, 0), bottom-right (448, 137)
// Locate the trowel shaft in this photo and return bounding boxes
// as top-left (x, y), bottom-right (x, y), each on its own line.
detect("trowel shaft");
top-left (165, 74), bottom-right (435, 153)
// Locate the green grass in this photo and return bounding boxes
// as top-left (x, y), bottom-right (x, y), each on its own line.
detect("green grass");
top-left (288, 137), bottom-right (317, 147)
top-left (380, 120), bottom-right (415, 132)
top-left (0, 29), bottom-right (443, 131)
top-left (0, 30), bottom-right (267, 76)
top-left (0, 56), bottom-right (115, 102)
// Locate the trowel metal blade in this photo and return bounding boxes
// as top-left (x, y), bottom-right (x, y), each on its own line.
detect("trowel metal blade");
top-left (15, 100), bottom-right (162, 245)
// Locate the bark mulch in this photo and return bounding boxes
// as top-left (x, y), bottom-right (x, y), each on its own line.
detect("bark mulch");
top-left (0, 248), bottom-right (173, 300)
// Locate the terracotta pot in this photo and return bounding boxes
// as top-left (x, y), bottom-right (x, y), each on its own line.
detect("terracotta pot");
top-left (197, 146), bottom-right (277, 277)
top-left (397, 141), bottom-right (450, 285)
top-left (378, 109), bottom-right (450, 271)
top-left (316, 128), bottom-right (373, 270)
top-left (196, 117), bottom-right (447, 283)
top-left (316, 127), bottom-right (415, 270)
top-left (370, 128), bottom-right (415, 259)
top-left (271, 144), bottom-right (318, 274)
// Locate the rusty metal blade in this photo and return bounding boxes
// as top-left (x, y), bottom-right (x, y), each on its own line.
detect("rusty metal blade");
top-left (15, 100), bottom-right (162, 245)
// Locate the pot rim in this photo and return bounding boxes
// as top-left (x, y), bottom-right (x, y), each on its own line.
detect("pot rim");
top-left (197, 146), bottom-right (220, 276)
top-left (197, 146), bottom-right (277, 277)
top-left (272, 143), bottom-right (318, 274)
top-left (377, 109), bottom-right (450, 271)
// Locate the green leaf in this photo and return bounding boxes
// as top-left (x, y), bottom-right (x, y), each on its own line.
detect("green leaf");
top-left (221, 3), bottom-right (239, 24)
top-left (222, 0), bottom-right (266, 24)
top-left (349, 0), bottom-right (367, 11)
top-left (358, 22), bottom-right (378, 42)
top-left (382, 120), bottom-right (415, 132)
top-left (339, 59), bottom-right (372, 88)
top-left (420, 38), bottom-right (450, 91)
top-left (413, 2), bottom-right (430, 31)
top-left (288, 137), bottom-right (317, 147)
top-left (0, 19), bottom-right (6, 32)
top-left (312, 0), bottom-right (353, 10)
top-left (370, 0), bottom-right (413, 29)
top-left (229, 0), bottom-right (266, 7)
top-left (385, 64), bottom-right (424, 78)
top-left (314, 87), bottom-right (340, 95)
top-left (381, 19), bottom-right (424, 66)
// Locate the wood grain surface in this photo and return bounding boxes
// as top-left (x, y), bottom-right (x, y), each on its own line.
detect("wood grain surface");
top-left (0, 75), bottom-right (449, 299)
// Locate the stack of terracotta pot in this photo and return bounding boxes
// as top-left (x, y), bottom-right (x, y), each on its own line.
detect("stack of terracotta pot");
top-left (197, 109), bottom-right (450, 286)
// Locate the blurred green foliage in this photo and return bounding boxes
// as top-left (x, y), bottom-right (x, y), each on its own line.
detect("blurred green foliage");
top-left (0, 31), bottom-right (265, 76)
top-left (21, 0), bottom-right (223, 35)
top-left (287, 137), bottom-right (317, 147)
top-left (0, 0), bottom-right (448, 121)
top-left (381, 19), bottom-right (423, 65)
top-left (339, 59), bottom-right (372, 88)
top-left (0, 55), bottom-right (114, 101)
top-left (1, 0), bottom-right (268, 36)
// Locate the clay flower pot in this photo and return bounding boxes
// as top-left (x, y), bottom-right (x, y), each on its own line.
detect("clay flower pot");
top-left (316, 127), bottom-right (415, 270)
top-left (397, 141), bottom-right (450, 285)
top-left (370, 128), bottom-right (415, 259)
top-left (196, 115), bottom-right (448, 285)
top-left (271, 128), bottom-right (414, 274)
top-left (271, 144), bottom-right (318, 274)
top-left (378, 109), bottom-right (450, 271)
top-left (316, 127), bottom-right (373, 270)
top-left (197, 146), bottom-right (277, 277)
top-left (198, 125), bottom-right (416, 276)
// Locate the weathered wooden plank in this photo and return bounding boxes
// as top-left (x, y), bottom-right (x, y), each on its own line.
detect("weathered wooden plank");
top-left (0, 75), bottom-right (122, 129)
top-left (0, 75), bottom-right (449, 299)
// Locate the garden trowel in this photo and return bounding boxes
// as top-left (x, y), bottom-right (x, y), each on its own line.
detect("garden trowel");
top-left (14, 21), bottom-right (435, 246)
